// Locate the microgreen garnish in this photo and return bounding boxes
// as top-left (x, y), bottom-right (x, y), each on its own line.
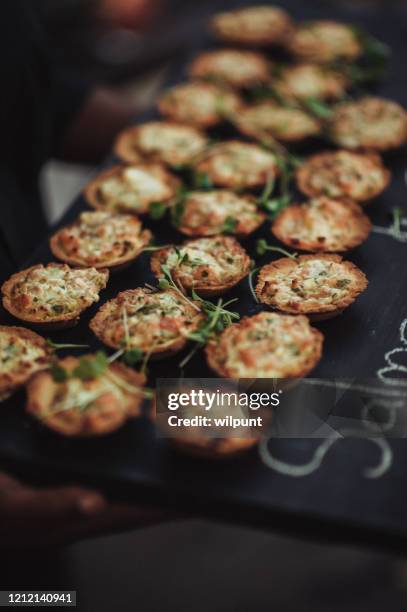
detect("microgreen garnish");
top-left (248, 267), bottom-right (260, 304)
top-left (179, 292), bottom-right (240, 369)
top-left (348, 28), bottom-right (390, 83)
top-left (149, 202), bottom-right (167, 220)
top-left (73, 352), bottom-right (109, 381)
top-left (158, 263), bottom-right (201, 312)
top-left (221, 216), bottom-right (238, 234)
top-left (302, 97), bottom-right (333, 119)
top-left (256, 239), bottom-right (298, 260)
top-left (392, 207), bottom-right (405, 238)
top-left (193, 172), bottom-right (213, 190)
top-left (170, 187), bottom-right (189, 227)
top-left (46, 339), bottom-right (89, 351)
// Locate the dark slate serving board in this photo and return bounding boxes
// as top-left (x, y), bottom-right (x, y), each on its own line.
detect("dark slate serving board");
top-left (1, 0), bottom-right (407, 552)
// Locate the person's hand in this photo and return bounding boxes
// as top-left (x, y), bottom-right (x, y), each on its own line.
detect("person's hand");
top-left (97, 0), bottom-right (162, 31)
top-left (0, 471), bottom-right (174, 549)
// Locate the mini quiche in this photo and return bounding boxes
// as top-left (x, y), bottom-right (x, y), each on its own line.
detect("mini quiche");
top-left (84, 163), bottom-right (180, 216)
top-left (206, 311), bottom-right (323, 378)
top-left (234, 102), bottom-right (320, 143)
top-left (50, 211), bottom-right (152, 270)
top-left (274, 64), bottom-right (348, 102)
top-left (211, 5), bottom-right (293, 47)
top-left (157, 81), bottom-right (242, 128)
top-left (2, 264), bottom-right (109, 329)
top-left (150, 236), bottom-right (251, 297)
top-left (0, 326), bottom-right (51, 401)
top-left (296, 150), bottom-right (390, 203)
top-left (189, 49), bottom-right (271, 89)
top-left (328, 97), bottom-right (407, 151)
top-left (286, 20), bottom-right (362, 64)
top-left (114, 121), bottom-right (209, 168)
top-left (194, 141), bottom-right (278, 189)
top-left (174, 190), bottom-right (265, 238)
top-left (256, 254), bottom-right (368, 320)
top-left (26, 356), bottom-right (145, 437)
top-left (90, 287), bottom-right (204, 359)
top-left (271, 197), bottom-right (371, 252)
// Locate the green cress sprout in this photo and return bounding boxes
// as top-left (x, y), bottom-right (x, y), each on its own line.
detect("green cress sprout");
top-left (248, 266), bottom-right (261, 304)
top-left (46, 339), bottom-right (89, 351)
top-left (179, 291), bottom-right (240, 370)
top-left (256, 239), bottom-right (298, 260)
top-left (301, 97), bottom-right (333, 119)
top-left (345, 28), bottom-right (390, 84)
top-left (149, 202), bottom-right (168, 220)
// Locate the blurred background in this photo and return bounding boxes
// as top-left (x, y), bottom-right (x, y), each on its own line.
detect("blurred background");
top-left (5, 0), bottom-right (407, 609)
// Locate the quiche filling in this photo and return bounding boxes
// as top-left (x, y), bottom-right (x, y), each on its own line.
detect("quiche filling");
top-left (190, 50), bottom-right (270, 87)
top-left (330, 98), bottom-right (407, 149)
top-left (235, 102), bottom-right (320, 141)
top-left (158, 82), bottom-right (241, 126)
top-left (274, 64), bottom-right (347, 101)
top-left (177, 191), bottom-right (264, 236)
top-left (97, 166), bottom-right (174, 213)
top-left (43, 375), bottom-right (132, 418)
top-left (273, 197), bottom-right (371, 251)
top-left (196, 142), bottom-right (278, 188)
top-left (92, 288), bottom-right (203, 351)
top-left (53, 212), bottom-right (151, 265)
top-left (209, 312), bottom-right (322, 378)
top-left (212, 6), bottom-right (292, 44)
top-left (135, 122), bottom-right (208, 166)
top-left (8, 265), bottom-right (107, 319)
top-left (257, 257), bottom-right (366, 313)
top-left (0, 330), bottom-right (48, 388)
top-left (153, 237), bottom-right (250, 289)
top-left (288, 21), bottom-right (361, 62)
top-left (297, 151), bottom-right (389, 201)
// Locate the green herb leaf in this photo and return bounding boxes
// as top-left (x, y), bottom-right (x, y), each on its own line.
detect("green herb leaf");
top-left (123, 348), bottom-right (144, 366)
top-left (50, 363), bottom-right (70, 383)
top-left (149, 202), bottom-right (167, 220)
top-left (302, 97), bottom-right (333, 119)
top-left (193, 172), bottom-right (213, 190)
top-left (73, 352), bottom-right (108, 381)
top-left (221, 216), bottom-right (238, 234)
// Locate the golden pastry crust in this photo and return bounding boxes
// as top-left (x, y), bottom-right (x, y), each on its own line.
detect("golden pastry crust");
top-left (26, 356), bottom-right (146, 437)
top-left (114, 121), bottom-right (208, 167)
top-left (50, 211), bottom-right (152, 270)
top-left (211, 5), bottom-right (293, 47)
top-left (206, 311), bottom-right (323, 378)
top-left (175, 190), bottom-right (265, 237)
top-left (189, 49), bottom-right (271, 88)
top-left (194, 140), bottom-right (278, 189)
top-left (84, 163), bottom-right (180, 216)
top-left (157, 81), bottom-right (242, 128)
top-left (150, 236), bottom-right (251, 297)
top-left (296, 150), bottom-right (390, 203)
top-left (114, 121), bottom-right (209, 168)
top-left (256, 254), bottom-right (368, 319)
top-left (274, 64), bottom-right (349, 102)
top-left (90, 287), bottom-right (204, 359)
top-left (286, 20), bottom-right (362, 63)
top-left (172, 436), bottom-right (258, 459)
top-left (2, 264), bottom-right (109, 329)
top-left (272, 197), bottom-right (371, 253)
top-left (233, 102), bottom-right (320, 143)
top-left (0, 326), bottom-right (52, 400)
top-left (328, 97), bottom-right (407, 151)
